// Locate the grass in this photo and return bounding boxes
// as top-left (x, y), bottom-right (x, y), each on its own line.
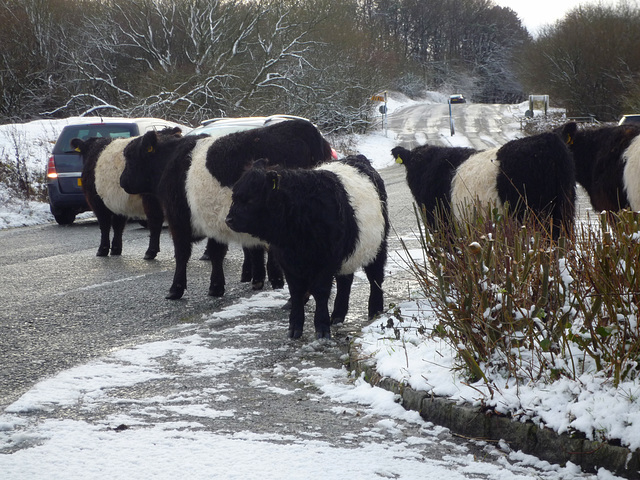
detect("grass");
top-left (400, 203), bottom-right (640, 389)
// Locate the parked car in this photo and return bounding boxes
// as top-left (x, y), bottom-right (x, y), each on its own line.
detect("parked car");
top-left (187, 114), bottom-right (322, 140)
top-left (47, 117), bottom-right (189, 225)
top-left (618, 114), bottom-right (640, 126)
top-left (449, 94), bottom-right (466, 104)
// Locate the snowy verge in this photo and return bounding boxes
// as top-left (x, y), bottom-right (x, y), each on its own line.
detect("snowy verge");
top-left (355, 297), bottom-right (640, 456)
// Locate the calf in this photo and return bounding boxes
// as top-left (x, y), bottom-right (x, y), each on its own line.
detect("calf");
top-left (556, 122), bottom-right (640, 214)
top-left (392, 128), bottom-right (577, 239)
top-left (120, 118), bottom-right (334, 299)
top-left (72, 135), bottom-right (169, 258)
top-left (225, 155), bottom-right (389, 340)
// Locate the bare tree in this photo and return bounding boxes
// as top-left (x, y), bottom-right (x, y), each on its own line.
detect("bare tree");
top-left (519, 2), bottom-right (640, 121)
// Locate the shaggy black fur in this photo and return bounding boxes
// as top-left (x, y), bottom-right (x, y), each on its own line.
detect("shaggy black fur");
top-left (225, 155), bottom-right (389, 340)
top-left (392, 128), bottom-right (577, 239)
top-left (391, 144), bottom-right (472, 227)
top-left (72, 136), bottom-right (164, 259)
top-left (120, 119), bottom-right (334, 300)
top-left (556, 122), bottom-right (640, 213)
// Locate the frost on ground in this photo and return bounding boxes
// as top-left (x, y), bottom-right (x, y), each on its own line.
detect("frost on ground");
top-left (359, 296), bottom-right (640, 453)
top-left (0, 290), bottom-right (616, 479)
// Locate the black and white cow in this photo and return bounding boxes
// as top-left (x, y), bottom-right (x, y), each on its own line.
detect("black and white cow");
top-left (555, 122), bottom-right (640, 215)
top-left (119, 118), bottom-right (335, 300)
top-left (225, 155), bottom-right (389, 340)
top-left (392, 128), bottom-right (577, 239)
top-left (72, 133), bottom-right (174, 258)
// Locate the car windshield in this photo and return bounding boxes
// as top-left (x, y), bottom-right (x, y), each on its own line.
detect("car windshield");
top-left (620, 115), bottom-right (640, 125)
top-left (53, 124), bottom-right (137, 154)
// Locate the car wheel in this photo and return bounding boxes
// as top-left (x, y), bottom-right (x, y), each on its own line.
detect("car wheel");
top-left (53, 209), bottom-right (76, 225)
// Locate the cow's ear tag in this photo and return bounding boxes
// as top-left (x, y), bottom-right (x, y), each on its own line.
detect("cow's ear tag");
top-left (75, 147), bottom-right (81, 153)
top-left (395, 156), bottom-right (403, 164)
top-left (147, 145), bottom-right (155, 153)
top-left (268, 172), bottom-right (280, 190)
top-left (566, 134), bottom-right (573, 146)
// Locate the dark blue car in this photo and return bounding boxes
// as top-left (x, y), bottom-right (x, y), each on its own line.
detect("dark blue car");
top-left (46, 118), bottom-right (186, 224)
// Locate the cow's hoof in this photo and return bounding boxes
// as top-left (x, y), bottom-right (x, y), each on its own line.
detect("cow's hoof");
top-left (330, 316), bottom-right (345, 325)
top-left (144, 250), bottom-right (158, 260)
top-left (252, 281), bottom-right (264, 291)
top-left (110, 249), bottom-right (122, 256)
top-left (271, 278), bottom-right (285, 290)
top-left (208, 285), bottom-right (225, 297)
top-left (240, 273), bottom-right (252, 283)
top-left (316, 330), bottom-right (332, 340)
top-left (96, 248), bottom-right (109, 257)
top-left (288, 329), bottom-right (303, 339)
top-left (166, 288), bottom-right (184, 300)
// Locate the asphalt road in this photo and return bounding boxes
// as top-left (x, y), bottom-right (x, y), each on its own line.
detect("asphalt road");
top-left (388, 102), bottom-right (522, 150)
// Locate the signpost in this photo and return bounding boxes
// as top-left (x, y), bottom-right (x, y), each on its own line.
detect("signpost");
top-left (448, 97), bottom-right (455, 136)
top-left (371, 91), bottom-right (387, 132)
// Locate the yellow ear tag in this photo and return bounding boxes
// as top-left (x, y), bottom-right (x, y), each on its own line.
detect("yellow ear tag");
top-left (566, 134), bottom-right (574, 146)
top-left (75, 147), bottom-right (81, 153)
top-left (272, 178), bottom-right (278, 190)
top-left (395, 156), bottom-right (403, 164)
top-left (147, 146), bottom-right (155, 153)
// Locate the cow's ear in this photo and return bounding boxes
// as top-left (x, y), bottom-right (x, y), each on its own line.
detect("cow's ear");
top-left (391, 146), bottom-right (410, 164)
top-left (266, 170), bottom-right (280, 191)
top-left (70, 138), bottom-right (84, 153)
top-left (560, 122), bottom-right (578, 146)
top-left (141, 131), bottom-right (159, 154)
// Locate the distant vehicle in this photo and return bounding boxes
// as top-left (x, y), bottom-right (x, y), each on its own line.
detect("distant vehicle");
top-left (449, 94), bottom-right (466, 104)
top-left (618, 114), bottom-right (640, 126)
top-left (47, 117), bottom-right (188, 225)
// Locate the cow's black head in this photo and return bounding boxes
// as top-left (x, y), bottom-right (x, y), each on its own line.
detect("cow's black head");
top-left (70, 137), bottom-right (110, 165)
top-left (553, 122), bottom-right (579, 149)
top-left (391, 146), bottom-right (413, 166)
top-left (225, 159), bottom-right (278, 241)
top-left (120, 130), bottom-right (163, 194)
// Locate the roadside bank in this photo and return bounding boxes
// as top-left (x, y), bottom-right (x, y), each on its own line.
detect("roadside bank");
top-left (349, 340), bottom-right (640, 479)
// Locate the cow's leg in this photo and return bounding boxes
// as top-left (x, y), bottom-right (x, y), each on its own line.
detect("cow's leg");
top-left (331, 274), bottom-right (354, 325)
top-left (248, 246), bottom-right (266, 290)
top-left (95, 213), bottom-right (112, 257)
top-left (142, 195), bottom-right (163, 260)
top-left (287, 277), bottom-right (308, 339)
top-left (207, 238), bottom-right (228, 297)
top-left (167, 230), bottom-right (192, 300)
top-left (363, 244), bottom-right (387, 319)
top-left (240, 247), bottom-right (252, 282)
top-left (267, 249), bottom-right (285, 289)
top-left (312, 279), bottom-right (333, 339)
top-left (110, 214), bottom-right (127, 256)
top-left (91, 199), bottom-right (111, 257)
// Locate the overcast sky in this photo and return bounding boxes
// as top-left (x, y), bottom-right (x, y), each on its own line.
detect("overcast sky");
top-left (494, 0), bottom-right (624, 35)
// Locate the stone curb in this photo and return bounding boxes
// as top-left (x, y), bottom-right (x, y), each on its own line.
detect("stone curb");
top-left (348, 343), bottom-right (640, 479)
